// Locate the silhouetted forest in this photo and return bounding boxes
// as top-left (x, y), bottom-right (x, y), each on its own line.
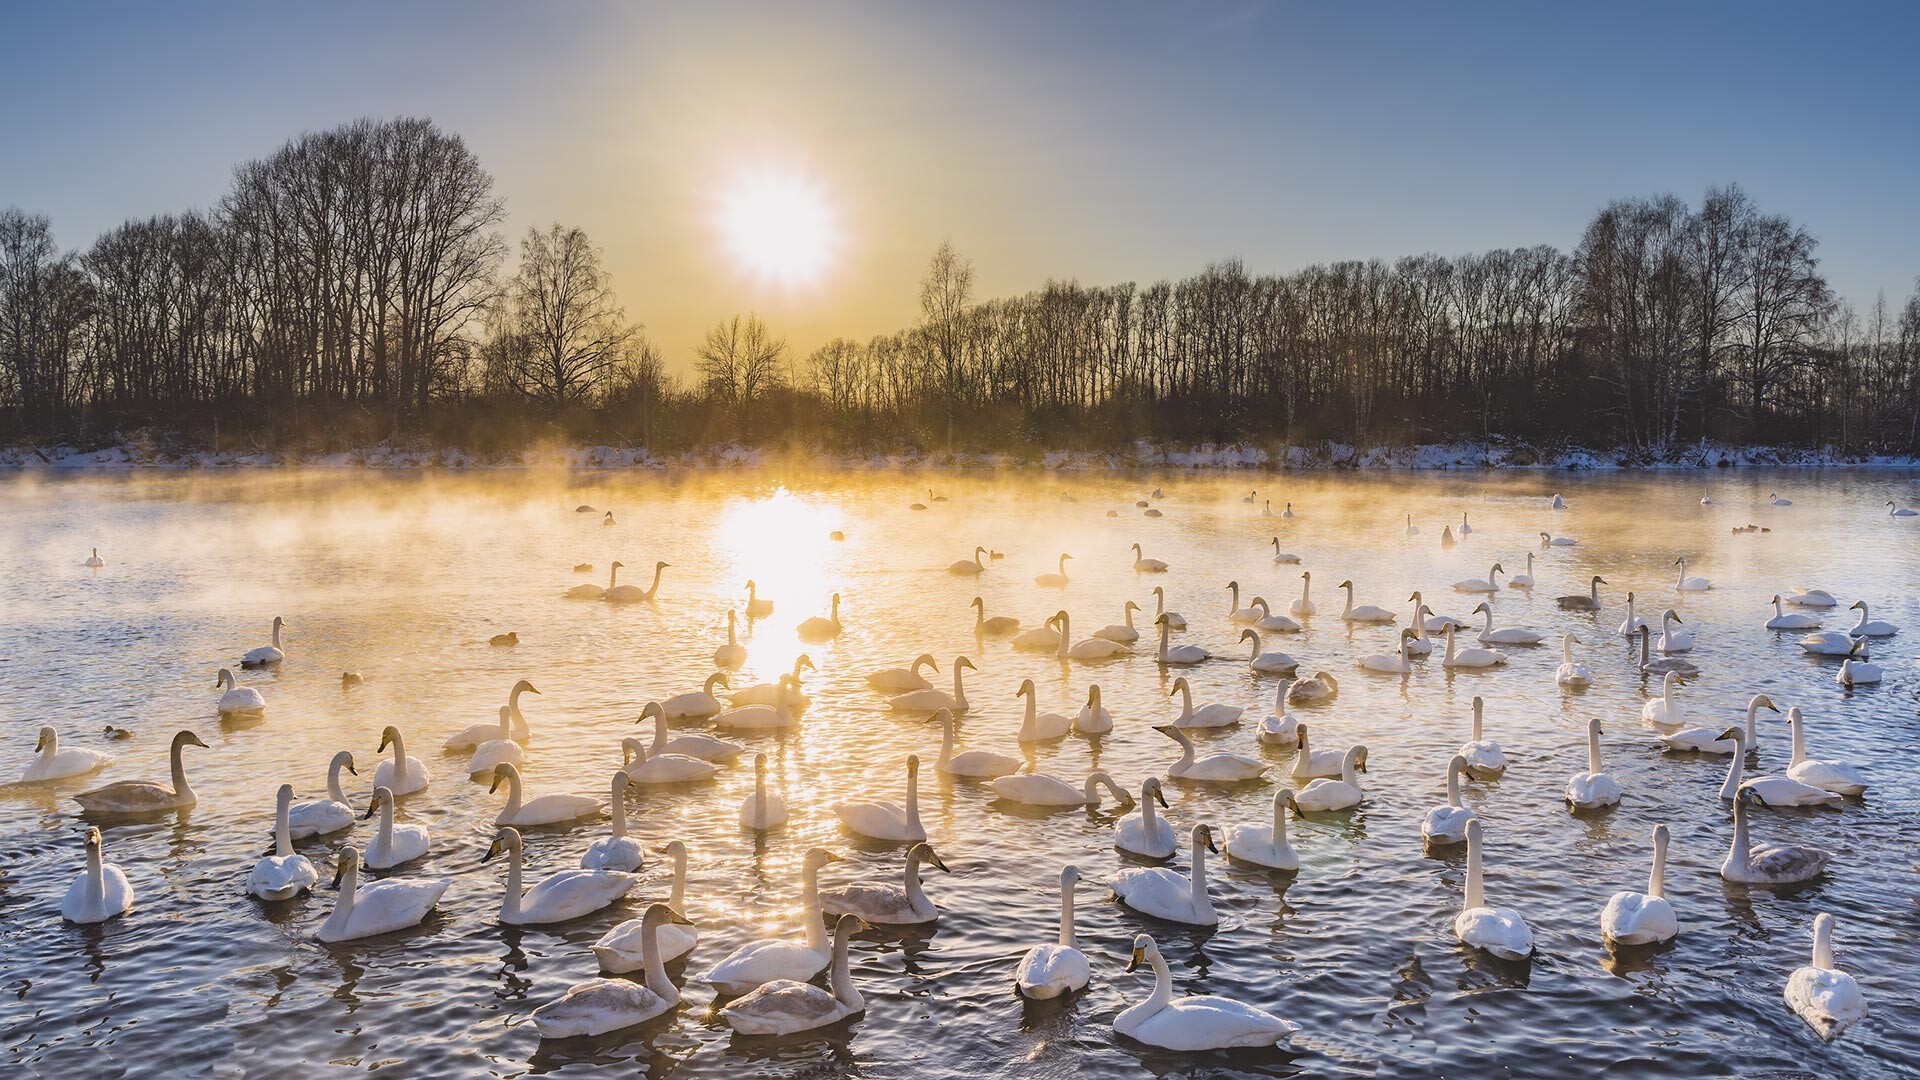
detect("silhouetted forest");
top-left (5, 117), bottom-right (1918, 457)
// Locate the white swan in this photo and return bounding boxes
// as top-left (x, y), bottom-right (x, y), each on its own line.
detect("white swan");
top-left (362, 785), bottom-right (431, 869)
top-left (1034, 553), bottom-right (1073, 588)
top-left (1357, 630), bottom-right (1416, 674)
top-left (948, 545), bottom-right (989, 575)
top-left (991, 770), bottom-right (1129, 809)
top-left (1454, 819), bottom-right (1534, 961)
top-left (1337, 580), bottom-right (1397, 623)
top-left (889, 655), bottom-right (975, 713)
top-left (1766, 594), bottom-right (1822, 630)
top-left (727, 656), bottom-right (813, 708)
top-left (371, 726), bottom-right (429, 796)
top-left (1131, 542), bottom-right (1169, 573)
top-left (1837, 642), bottom-right (1884, 686)
top-left (534, 904), bottom-right (694, 1037)
top-left (1722, 789), bottom-right (1831, 884)
top-left (1289, 669), bottom-right (1338, 703)
top-left (583, 772), bottom-right (644, 870)
top-left (63, 827), bottom-right (134, 923)
top-left (1295, 745), bottom-right (1366, 812)
top-left (1227, 789), bottom-right (1301, 870)
top-left (702, 848), bottom-right (842, 994)
top-left (1636, 624), bottom-right (1698, 676)
top-left (567, 562), bottom-right (619, 600)
top-left (445, 679), bottom-right (539, 749)
top-left (720, 913), bottom-right (866, 1036)
top-left (1889, 501), bottom-right (1920, 518)
top-left (1292, 722), bottom-right (1361, 781)
top-left (1113, 824), bottom-right (1219, 924)
top-left (1846, 600), bottom-right (1898, 637)
top-left (593, 840), bottom-right (698, 966)
top-left (1443, 625), bottom-right (1507, 669)
top-left (1660, 694), bottom-right (1776, 754)
top-left (605, 560), bottom-right (668, 603)
top-left (74, 729), bottom-right (208, 813)
top-left (1508, 552), bottom-right (1535, 588)
top-left (1290, 572), bottom-right (1316, 617)
top-left (1148, 586), bottom-right (1187, 632)
top-left (1556, 575), bottom-right (1607, 612)
top-left (1454, 563), bottom-right (1504, 593)
top-left (834, 755), bottom-right (926, 842)
top-left (1094, 600), bottom-right (1143, 643)
top-left (972, 596), bottom-right (1020, 636)
top-left (744, 578), bottom-right (775, 618)
top-left (1789, 587), bottom-right (1838, 608)
top-left (1550, 493), bottom-right (1567, 509)
top-left (867, 652), bottom-right (938, 692)
top-left (712, 678), bottom-right (801, 731)
top-left (1270, 537), bottom-right (1301, 563)
top-left (1600, 824), bottom-right (1677, 946)
top-left (1540, 531), bottom-right (1578, 547)
top-left (1565, 718), bottom-right (1623, 811)
top-left (621, 738), bottom-right (719, 785)
top-left (1717, 728), bottom-right (1841, 807)
top-left (1248, 597), bottom-right (1302, 632)
top-left (933, 709), bottom-right (1021, 779)
top-left (1011, 613), bottom-right (1064, 652)
top-left (1016, 866), bottom-right (1091, 998)
top-left (1154, 615), bottom-right (1209, 666)
top-left (1616, 591), bottom-right (1651, 636)
top-left (1640, 671), bottom-right (1686, 727)
top-left (821, 842), bottom-right (949, 925)
top-left (1169, 677), bottom-right (1243, 729)
top-left (795, 592), bottom-right (843, 641)
top-left (1115, 934), bottom-right (1295, 1049)
top-left (22, 725), bottom-right (112, 783)
top-left (1225, 581), bottom-right (1260, 623)
top-left (288, 751), bottom-right (358, 838)
top-left (490, 761), bottom-right (602, 826)
top-left (1015, 679), bottom-right (1072, 741)
top-left (1674, 557), bottom-right (1712, 591)
top-left (1422, 756), bottom-right (1476, 845)
top-left (640, 703), bottom-right (742, 764)
top-left (1785, 708), bottom-right (1867, 795)
top-left (1655, 609), bottom-right (1694, 653)
top-left (486, 826), bottom-right (636, 925)
top-left (713, 609), bottom-right (747, 668)
top-left (1405, 513), bottom-right (1419, 537)
top-left (739, 752), bottom-right (789, 829)
top-left (84, 547), bottom-right (105, 568)
top-left (1074, 683), bottom-right (1114, 736)
top-left (1115, 777), bottom-right (1176, 857)
top-left (1458, 696), bottom-right (1507, 779)
top-left (1770, 492), bottom-right (1792, 506)
top-left (316, 847), bottom-right (449, 942)
top-left (1475, 603), bottom-right (1544, 645)
top-left (1239, 628), bottom-right (1298, 674)
top-left (1282, 502), bottom-right (1295, 519)
top-left (1056, 610), bottom-right (1131, 661)
top-left (241, 616), bottom-right (288, 666)
top-left (465, 707), bottom-right (525, 776)
top-left (215, 668), bottom-right (266, 715)
top-left (1798, 629), bottom-right (1859, 656)
top-left (1786, 913), bottom-right (1867, 1040)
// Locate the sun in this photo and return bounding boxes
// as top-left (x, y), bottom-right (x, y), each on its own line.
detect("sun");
top-left (714, 168), bottom-right (839, 286)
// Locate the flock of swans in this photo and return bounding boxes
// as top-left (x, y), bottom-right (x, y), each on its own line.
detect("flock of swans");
top-left (29, 483), bottom-right (1899, 1055)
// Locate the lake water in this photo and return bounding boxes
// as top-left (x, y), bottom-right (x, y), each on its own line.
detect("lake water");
top-left (1, 468), bottom-right (1915, 1078)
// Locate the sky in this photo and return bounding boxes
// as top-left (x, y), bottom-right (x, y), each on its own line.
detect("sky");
top-left (5, 2), bottom-right (1918, 367)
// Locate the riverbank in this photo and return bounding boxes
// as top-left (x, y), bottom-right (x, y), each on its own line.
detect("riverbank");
top-left (4, 436), bottom-right (1918, 471)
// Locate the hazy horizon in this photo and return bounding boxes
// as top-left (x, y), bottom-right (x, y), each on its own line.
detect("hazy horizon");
top-left (7, 1), bottom-right (1918, 369)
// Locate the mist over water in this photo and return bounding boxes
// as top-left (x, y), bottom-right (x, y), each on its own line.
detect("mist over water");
top-left (1, 468), bottom-right (1915, 1077)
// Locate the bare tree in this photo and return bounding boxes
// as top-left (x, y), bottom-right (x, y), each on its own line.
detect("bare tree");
top-left (503, 223), bottom-right (633, 406)
top-left (696, 313), bottom-right (786, 434)
top-left (920, 241), bottom-right (974, 450)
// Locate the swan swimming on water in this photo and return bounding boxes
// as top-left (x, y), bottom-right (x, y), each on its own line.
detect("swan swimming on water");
top-left (702, 848), bottom-right (842, 994)
top-left (1784, 707), bottom-right (1868, 795)
top-left (215, 668), bottom-right (266, 715)
top-left (1565, 718), bottom-right (1623, 811)
top-left (316, 846), bottom-right (449, 942)
top-left (1421, 756), bottom-right (1475, 846)
top-left (1112, 823), bottom-right (1219, 925)
top-left (721, 914), bottom-right (867, 1036)
top-left (642, 700), bottom-right (743, 762)
top-left (1785, 913), bottom-right (1867, 1041)
top-left (1673, 557), bottom-right (1712, 591)
top-left (22, 725), bottom-right (112, 783)
top-left (485, 826), bottom-right (636, 925)
top-left (84, 547), bottom-right (105, 568)
top-left (593, 841), bottom-right (698, 966)
top-left (1294, 745), bottom-right (1367, 812)
top-left (889, 655), bottom-right (974, 712)
top-left (868, 653), bottom-right (938, 692)
top-left (74, 729), bottom-right (208, 813)
top-left (1015, 866), bottom-right (1090, 998)
top-left (1034, 553), bottom-right (1072, 588)
top-left (713, 609), bottom-right (747, 668)
top-left (1458, 696), bottom-right (1507, 779)
top-left (739, 752), bottom-right (789, 829)
top-left (373, 726), bottom-right (430, 796)
top-left (1226, 789), bottom-right (1301, 870)
top-left (1600, 823), bottom-right (1677, 946)
top-left (1014, 679), bottom-right (1072, 741)
top-left (63, 827), bottom-right (134, 924)
top-left (247, 784), bottom-right (319, 900)
top-left (288, 751), bottom-right (357, 838)
top-left (533, 905), bottom-right (694, 1037)
top-left (1659, 694), bottom-right (1775, 754)
top-left (1716, 728), bottom-right (1841, 807)
top-left (489, 761), bottom-right (602, 826)
top-left (581, 772), bottom-right (644, 870)
top-left (821, 842), bottom-right (950, 925)
top-left (605, 560), bottom-right (668, 603)
top-left (465, 707), bottom-right (524, 777)
top-left (932, 708), bottom-right (1021, 779)
top-left (834, 755), bottom-right (926, 842)
top-left (445, 680), bottom-right (538, 750)
top-left (1454, 819), bottom-right (1534, 961)
top-left (1168, 677), bottom-right (1243, 729)
top-left (1154, 615), bottom-right (1209, 666)
top-left (796, 593), bottom-right (843, 641)
top-left (1114, 777), bottom-right (1175, 858)
top-left (1765, 595), bottom-right (1822, 630)
top-left (1721, 788), bottom-right (1831, 885)
top-left (242, 616), bottom-right (288, 666)
top-left (971, 596), bottom-right (1020, 636)
top-left (362, 785), bottom-right (431, 869)
top-left (991, 769), bottom-right (1129, 809)
top-left (1115, 934), bottom-right (1295, 1050)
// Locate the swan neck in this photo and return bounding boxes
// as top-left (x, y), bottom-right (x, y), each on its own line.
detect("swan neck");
top-left (1020, 692), bottom-right (1037, 739)
top-left (1649, 832), bottom-right (1668, 899)
top-left (275, 794), bottom-right (293, 856)
top-left (1720, 747), bottom-right (1743, 799)
top-left (1144, 948), bottom-right (1173, 1011)
top-left (669, 847), bottom-right (687, 910)
top-left (1472, 699), bottom-right (1484, 741)
top-left (170, 737), bottom-right (193, 799)
top-left (1812, 918), bottom-right (1834, 969)
top-left (1587, 726), bottom-right (1602, 775)
top-left (904, 766), bottom-right (921, 833)
top-left (1188, 832), bottom-right (1210, 895)
top-left (610, 781), bottom-right (628, 837)
top-left (85, 842), bottom-right (105, 905)
top-left (1446, 765), bottom-right (1462, 807)
top-left (331, 861), bottom-right (359, 926)
top-left (378, 795), bottom-right (395, 847)
top-left (502, 770), bottom-right (523, 817)
top-left (641, 916), bottom-right (674, 1002)
top-left (327, 755), bottom-right (348, 803)
top-left (1464, 830), bottom-right (1485, 909)
top-left (952, 665), bottom-right (968, 709)
top-left (652, 710), bottom-right (670, 754)
top-left (904, 851), bottom-right (928, 910)
top-left (1141, 787), bottom-right (1160, 828)
top-left (938, 719), bottom-right (955, 767)
top-left (501, 843), bottom-right (523, 921)
top-left (802, 860), bottom-right (829, 954)
top-left (830, 921), bottom-right (861, 1009)
top-left (1788, 712), bottom-right (1806, 766)
top-left (1058, 878), bottom-right (1076, 948)
top-left (1730, 801), bottom-right (1751, 868)
top-left (1852, 605), bottom-right (1868, 632)
top-left (1273, 792), bottom-right (1289, 842)
top-left (647, 562), bottom-right (664, 596)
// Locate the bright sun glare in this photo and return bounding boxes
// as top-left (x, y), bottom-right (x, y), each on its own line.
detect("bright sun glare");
top-left (714, 168), bottom-right (839, 286)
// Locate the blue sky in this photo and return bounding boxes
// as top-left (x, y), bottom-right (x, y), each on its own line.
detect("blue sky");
top-left (5, 2), bottom-right (1916, 361)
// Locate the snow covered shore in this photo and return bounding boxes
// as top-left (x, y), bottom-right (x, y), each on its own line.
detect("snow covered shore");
top-left (3, 438), bottom-right (1918, 472)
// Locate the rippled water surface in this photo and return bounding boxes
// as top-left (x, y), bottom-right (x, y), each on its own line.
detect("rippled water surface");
top-left (2, 468), bottom-right (1916, 1078)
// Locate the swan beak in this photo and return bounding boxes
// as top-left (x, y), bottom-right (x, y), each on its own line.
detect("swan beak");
top-left (329, 864), bottom-right (345, 888)
top-left (1203, 830), bottom-right (1220, 855)
top-left (1126, 946), bottom-right (1145, 973)
top-left (362, 801), bottom-right (378, 820)
top-left (932, 855), bottom-right (952, 874)
top-left (1154, 788), bottom-right (1169, 809)
top-left (668, 909), bottom-right (694, 926)
top-left (187, 733), bottom-right (210, 749)
top-left (481, 839), bottom-right (504, 864)
top-left (1764, 701), bottom-right (1780, 712)
top-left (1284, 792), bottom-right (1302, 815)
top-left (488, 774), bottom-right (505, 795)
top-left (1151, 724), bottom-right (1175, 736)
top-left (527, 685), bottom-right (542, 695)
top-left (378, 734), bottom-right (393, 752)
top-left (346, 761), bottom-right (358, 775)
top-left (34, 732), bottom-right (46, 752)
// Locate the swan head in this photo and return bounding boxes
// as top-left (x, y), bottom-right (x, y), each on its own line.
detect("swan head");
top-left (1227, 579), bottom-right (1239, 591)
top-left (1750, 694), bottom-right (1779, 713)
top-left (1125, 600), bottom-right (1141, 613)
top-left (909, 842), bottom-right (951, 874)
top-left (215, 668), bottom-right (234, 689)
top-left (175, 729), bottom-right (210, 752)
top-left (915, 652), bottom-right (939, 671)
top-left (932, 708), bottom-right (956, 734)
top-left (1133, 543), bottom-right (1144, 555)
top-left (1849, 600), bottom-right (1866, 611)
top-left (363, 786), bottom-right (395, 819)
top-left (656, 560), bottom-right (671, 570)
top-left (639, 700), bottom-right (667, 723)
top-left (1664, 610), bottom-right (1682, 624)
top-left (1338, 580), bottom-right (1354, 591)
top-left (971, 596), bottom-right (984, 611)
top-left (1447, 754), bottom-right (1468, 779)
top-left (1060, 864), bottom-right (1080, 888)
top-left (797, 655), bottom-right (817, 673)
top-left (272, 616), bottom-right (287, 632)
top-left (1016, 678), bottom-right (1035, 699)
top-left (611, 560), bottom-right (625, 570)
top-left (513, 679), bottom-right (541, 697)
top-left (641, 903), bottom-right (696, 932)
top-left (1716, 726), bottom-right (1742, 745)
top-left (1491, 563), bottom-right (1503, 574)
top-left (804, 847), bottom-right (844, 870)
top-left (1300, 571), bottom-right (1309, 581)
top-left (657, 839), bottom-right (688, 862)
top-left (1154, 614), bottom-right (1171, 626)
top-left (1125, 934), bottom-right (1161, 973)
top-left (1193, 823), bottom-right (1219, 854)
top-left (1144, 776), bottom-right (1169, 807)
top-left (35, 725), bottom-right (54, 752)
top-left (1352, 746), bottom-right (1370, 772)
top-left (906, 754), bottom-right (920, 779)
top-left (1168, 677), bottom-right (1189, 697)
top-left (1588, 717), bottom-right (1605, 737)
top-left (482, 827), bottom-right (523, 864)
top-left (1086, 683), bottom-right (1102, 706)
top-left (1294, 721), bottom-right (1309, 748)
top-left (1473, 602), bottom-right (1491, 615)
top-left (84, 825), bottom-right (102, 853)
top-left (487, 761), bottom-right (522, 794)
top-left (329, 847), bottom-right (358, 888)
top-left (1239, 628), bottom-right (1257, 644)
top-left (956, 656), bottom-right (976, 672)
top-left (377, 726), bottom-right (402, 752)
top-left (1566, 633), bottom-right (1582, 645)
